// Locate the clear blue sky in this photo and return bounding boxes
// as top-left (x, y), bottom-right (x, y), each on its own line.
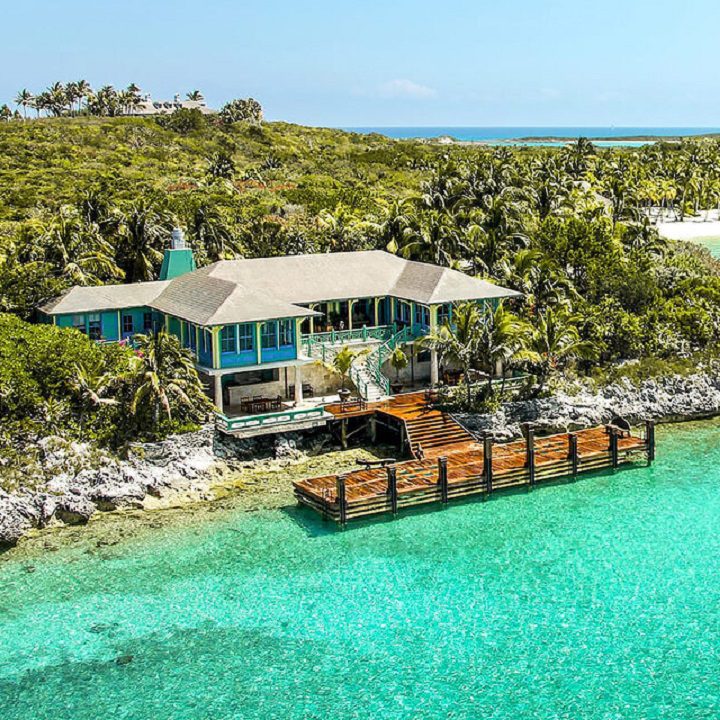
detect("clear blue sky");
top-left (3, 0), bottom-right (720, 127)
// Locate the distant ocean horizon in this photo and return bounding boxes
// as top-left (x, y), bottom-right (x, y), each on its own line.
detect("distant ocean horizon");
top-left (341, 126), bottom-right (720, 147)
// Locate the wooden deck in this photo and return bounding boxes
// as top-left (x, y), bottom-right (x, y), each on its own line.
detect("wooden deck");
top-left (296, 393), bottom-right (656, 524)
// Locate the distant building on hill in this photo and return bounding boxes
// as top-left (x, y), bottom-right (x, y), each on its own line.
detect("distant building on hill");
top-left (131, 93), bottom-right (214, 116)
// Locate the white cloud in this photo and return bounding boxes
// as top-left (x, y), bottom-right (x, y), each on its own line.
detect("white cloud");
top-left (378, 79), bottom-right (437, 100)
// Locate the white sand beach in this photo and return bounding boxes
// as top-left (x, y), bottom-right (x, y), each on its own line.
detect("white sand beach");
top-left (656, 209), bottom-right (720, 240)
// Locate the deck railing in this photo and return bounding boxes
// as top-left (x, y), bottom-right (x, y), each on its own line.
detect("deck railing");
top-left (303, 325), bottom-right (394, 356)
top-left (215, 406), bottom-right (328, 433)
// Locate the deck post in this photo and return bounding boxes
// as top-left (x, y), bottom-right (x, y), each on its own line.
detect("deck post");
top-left (608, 426), bottom-right (619, 469)
top-left (646, 419), bottom-right (656, 464)
top-left (568, 432), bottom-right (579, 478)
top-left (370, 415), bottom-right (377, 443)
top-left (523, 423), bottom-right (536, 487)
top-left (341, 418), bottom-right (348, 449)
top-left (336, 474), bottom-right (348, 526)
top-left (438, 456), bottom-right (449, 505)
top-left (483, 434), bottom-right (493, 494)
top-left (386, 466), bottom-right (398, 516)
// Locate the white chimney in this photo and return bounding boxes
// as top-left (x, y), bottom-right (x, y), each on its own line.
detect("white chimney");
top-left (171, 227), bottom-right (186, 249)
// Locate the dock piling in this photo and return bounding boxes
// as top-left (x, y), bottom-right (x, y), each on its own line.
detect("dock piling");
top-left (336, 473), bottom-right (348, 526)
top-left (438, 456), bottom-right (449, 505)
top-left (483, 435), bottom-right (494, 493)
top-left (608, 426), bottom-right (619, 469)
top-left (386, 466), bottom-right (398, 516)
top-left (523, 423), bottom-right (536, 487)
top-left (568, 432), bottom-right (578, 478)
top-left (646, 419), bottom-right (656, 464)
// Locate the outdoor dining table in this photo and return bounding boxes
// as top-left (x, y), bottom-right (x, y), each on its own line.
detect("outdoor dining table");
top-left (240, 396), bottom-right (283, 414)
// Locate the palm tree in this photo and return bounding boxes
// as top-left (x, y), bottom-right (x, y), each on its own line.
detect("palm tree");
top-left (75, 79), bottom-right (92, 114)
top-left (117, 200), bottom-right (170, 281)
top-left (399, 210), bottom-right (461, 267)
top-left (39, 208), bottom-right (122, 285)
top-left (186, 90), bottom-right (203, 101)
top-left (123, 332), bottom-right (211, 428)
top-left (187, 203), bottom-right (240, 261)
top-left (528, 308), bottom-right (596, 394)
top-left (323, 346), bottom-right (365, 396)
top-left (14, 89), bottom-right (33, 119)
top-left (422, 302), bottom-right (482, 406)
top-left (474, 303), bottom-right (535, 394)
top-left (72, 363), bottom-right (118, 429)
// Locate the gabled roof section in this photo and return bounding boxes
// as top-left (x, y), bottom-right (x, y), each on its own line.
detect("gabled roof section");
top-left (391, 260), bottom-right (522, 304)
top-left (149, 269), bottom-right (321, 326)
top-left (40, 281), bottom-right (170, 315)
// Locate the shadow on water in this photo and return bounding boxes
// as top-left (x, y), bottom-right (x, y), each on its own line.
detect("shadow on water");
top-left (281, 463), bottom-right (646, 535)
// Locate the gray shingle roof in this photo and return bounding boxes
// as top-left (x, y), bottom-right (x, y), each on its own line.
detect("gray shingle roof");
top-left (42, 251), bottom-right (520, 325)
top-left (199, 251), bottom-right (521, 306)
top-left (40, 281), bottom-right (170, 315)
top-left (150, 271), bottom-right (321, 325)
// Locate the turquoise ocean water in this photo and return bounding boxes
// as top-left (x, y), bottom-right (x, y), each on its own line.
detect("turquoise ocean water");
top-left (343, 126), bottom-right (720, 147)
top-left (3, 420), bottom-right (720, 719)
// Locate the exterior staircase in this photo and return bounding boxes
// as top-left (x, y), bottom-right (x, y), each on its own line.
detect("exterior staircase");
top-left (379, 395), bottom-right (477, 458)
top-left (304, 324), bottom-right (418, 403)
top-left (404, 412), bottom-right (475, 455)
top-left (305, 337), bottom-right (388, 401)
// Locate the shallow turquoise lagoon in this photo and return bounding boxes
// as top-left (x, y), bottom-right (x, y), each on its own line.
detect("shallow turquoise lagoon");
top-left (688, 235), bottom-right (720, 258)
top-left (3, 422), bottom-right (720, 719)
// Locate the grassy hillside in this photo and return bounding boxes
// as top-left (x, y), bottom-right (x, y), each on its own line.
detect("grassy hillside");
top-left (0, 117), bottom-right (438, 225)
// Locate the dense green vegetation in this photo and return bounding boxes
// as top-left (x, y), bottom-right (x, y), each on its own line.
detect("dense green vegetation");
top-left (0, 314), bottom-right (210, 466)
top-left (1, 114), bottom-right (720, 427)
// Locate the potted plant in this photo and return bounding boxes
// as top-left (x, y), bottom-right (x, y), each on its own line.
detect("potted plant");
top-left (328, 345), bottom-right (360, 402)
top-left (389, 346), bottom-right (408, 394)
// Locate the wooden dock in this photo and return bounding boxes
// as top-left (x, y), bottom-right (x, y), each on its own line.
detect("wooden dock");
top-left (295, 393), bottom-right (656, 524)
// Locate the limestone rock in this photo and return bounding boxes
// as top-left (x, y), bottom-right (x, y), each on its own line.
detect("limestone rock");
top-left (55, 496), bottom-right (96, 525)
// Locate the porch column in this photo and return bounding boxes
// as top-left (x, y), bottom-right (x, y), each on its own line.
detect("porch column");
top-left (348, 300), bottom-right (355, 330)
top-left (430, 349), bottom-right (439, 386)
top-left (309, 304), bottom-right (315, 334)
top-left (294, 365), bottom-right (304, 404)
top-left (255, 323), bottom-right (262, 364)
top-left (214, 373), bottom-right (224, 413)
top-left (374, 298), bottom-right (380, 327)
top-left (430, 305), bottom-right (439, 386)
top-left (211, 327), bottom-right (221, 368)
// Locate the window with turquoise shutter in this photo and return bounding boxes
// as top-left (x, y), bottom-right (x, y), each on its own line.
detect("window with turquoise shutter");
top-left (72, 315), bottom-right (86, 333)
top-left (221, 325), bottom-right (236, 353)
top-left (279, 319), bottom-right (294, 346)
top-left (88, 313), bottom-right (102, 340)
top-left (238, 323), bottom-right (254, 351)
top-left (122, 314), bottom-right (134, 335)
top-left (261, 322), bottom-right (277, 349)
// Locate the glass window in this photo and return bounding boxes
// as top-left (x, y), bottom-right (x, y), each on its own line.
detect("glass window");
top-left (72, 315), bottom-right (86, 333)
top-left (143, 312), bottom-right (153, 332)
top-left (238, 324), bottom-right (254, 352)
top-left (279, 319), bottom-right (294, 346)
top-left (182, 322), bottom-right (192, 348)
top-left (189, 324), bottom-right (197, 351)
top-left (221, 325), bottom-right (236, 353)
top-left (261, 322), bottom-right (277, 349)
top-left (88, 313), bottom-right (101, 340)
top-left (122, 314), bottom-right (134, 335)
top-left (438, 304), bottom-right (451, 325)
top-left (414, 305), bottom-right (429, 327)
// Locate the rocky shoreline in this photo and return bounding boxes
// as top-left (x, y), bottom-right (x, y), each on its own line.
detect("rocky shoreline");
top-left (0, 428), bottom-right (320, 549)
top-left (3, 371), bottom-right (720, 549)
top-left (458, 372), bottom-right (720, 439)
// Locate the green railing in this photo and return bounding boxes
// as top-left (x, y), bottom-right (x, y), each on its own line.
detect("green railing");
top-left (364, 325), bottom-right (417, 395)
top-left (215, 406), bottom-right (328, 433)
top-left (303, 325), bottom-right (394, 357)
